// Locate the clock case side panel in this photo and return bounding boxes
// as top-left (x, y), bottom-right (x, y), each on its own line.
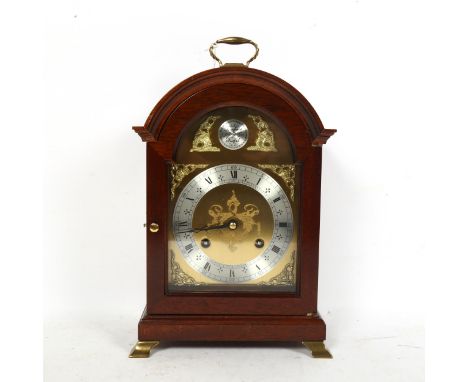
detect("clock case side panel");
top-left (146, 143), bottom-right (169, 312)
top-left (141, 67), bottom-right (329, 318)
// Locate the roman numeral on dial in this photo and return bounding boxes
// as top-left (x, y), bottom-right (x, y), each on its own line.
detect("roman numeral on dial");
top-left (230, 170), bottom-right (237, 178)
top-left (184, 244), bottom-right (193, 253)
top-left (272, 245), bottom-right (280, 254)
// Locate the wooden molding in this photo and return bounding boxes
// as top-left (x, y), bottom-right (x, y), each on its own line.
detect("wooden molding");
top-left (132, 67), bottom-right (329, 149)
top-left (138, 310), bottom-right (326, 341)
top-left (311, 129), bottom-right (337, 147)
top-left (133, 126), bottom-right (156, 142)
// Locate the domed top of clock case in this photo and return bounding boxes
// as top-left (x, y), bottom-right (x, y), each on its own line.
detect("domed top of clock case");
top-left (133, 62), bottom-right (336, 161)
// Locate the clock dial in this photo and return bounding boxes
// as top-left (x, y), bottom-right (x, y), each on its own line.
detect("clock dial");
top-left (172, 164), bottom-right (293, 283)
top-left (218, 119), bottom-right (249, 150)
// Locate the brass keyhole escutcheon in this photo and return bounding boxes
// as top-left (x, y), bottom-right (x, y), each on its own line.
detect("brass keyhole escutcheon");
top-left (149, 223), bottom-right (159, 233)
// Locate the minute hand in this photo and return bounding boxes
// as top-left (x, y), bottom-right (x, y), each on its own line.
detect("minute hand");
top-left (176, 221), bottom-right (230, 234)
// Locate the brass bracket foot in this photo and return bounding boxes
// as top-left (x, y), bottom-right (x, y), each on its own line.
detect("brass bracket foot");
top-left (129, 341), bottom-right (160, 358)
top-left (302, 341), bottom-right (332, 359)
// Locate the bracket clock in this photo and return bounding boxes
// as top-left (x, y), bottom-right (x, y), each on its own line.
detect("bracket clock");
top-left (129, 37), bottom-right (336, 358)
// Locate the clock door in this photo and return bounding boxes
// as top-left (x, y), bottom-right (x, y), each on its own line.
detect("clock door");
top-left (168, 107), bottom-right (298, 294)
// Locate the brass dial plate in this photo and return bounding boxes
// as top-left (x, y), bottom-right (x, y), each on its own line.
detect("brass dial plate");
top-left (172, 164), bottom-right (294, 283)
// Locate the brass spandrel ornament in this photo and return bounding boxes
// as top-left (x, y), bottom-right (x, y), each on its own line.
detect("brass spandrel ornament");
top-left (170, 163), bottom-right (208, 200)
top-left (190, 115), bottom-right (221, 152)
top-left (247, 115), bottom-right (277, 152)
top-left (131, 37), bottom-right (336, 359)
top-left (259, 251), bottom-right (296, 286)
top-left (169, 250), bottom-right (206, 286)
top-left (258, 164), bottom-right (296, 201)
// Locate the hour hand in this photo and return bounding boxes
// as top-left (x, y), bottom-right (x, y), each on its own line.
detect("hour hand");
top-left (176, 221), bottom-right (230, 234)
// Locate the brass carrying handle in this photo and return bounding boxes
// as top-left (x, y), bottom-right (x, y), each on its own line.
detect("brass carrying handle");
top-left (209, 37), bottom-right (259, 67)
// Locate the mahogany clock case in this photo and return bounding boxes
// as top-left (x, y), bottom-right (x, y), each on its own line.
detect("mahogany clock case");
top-left (133, 65), bottom-right (336, 342)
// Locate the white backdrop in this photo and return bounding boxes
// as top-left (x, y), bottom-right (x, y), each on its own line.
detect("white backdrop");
top-left (39, 0), bottom-right (468, 381)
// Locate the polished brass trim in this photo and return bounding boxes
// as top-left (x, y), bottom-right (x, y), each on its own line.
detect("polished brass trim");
top-left (246, 115), bottom-right (277, 152)
top-left (171, 163), bottom-right (208, 200)
top-left (190, 115), bottom-right (221, 152)
top-left (209, 37), bottom-right (259, 67)
top-left (208, 190), bottom-right (261, 233)
top-left (149, 223), bottom-right (159, 233)
top-left (207, 189), bottom-right (261, 252)
top-left (258, 164), bottom-right (295, 201)
top-left (302, 341), bottom-right (333, 359)
top-left (129, 341), bottom-right (160, 358)
top-left (259, 251), bottom-right (296, 286)
top-left (222, 63), bottom-right (246, 67)
top-left (170, 250), bottom-right (206, 286)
